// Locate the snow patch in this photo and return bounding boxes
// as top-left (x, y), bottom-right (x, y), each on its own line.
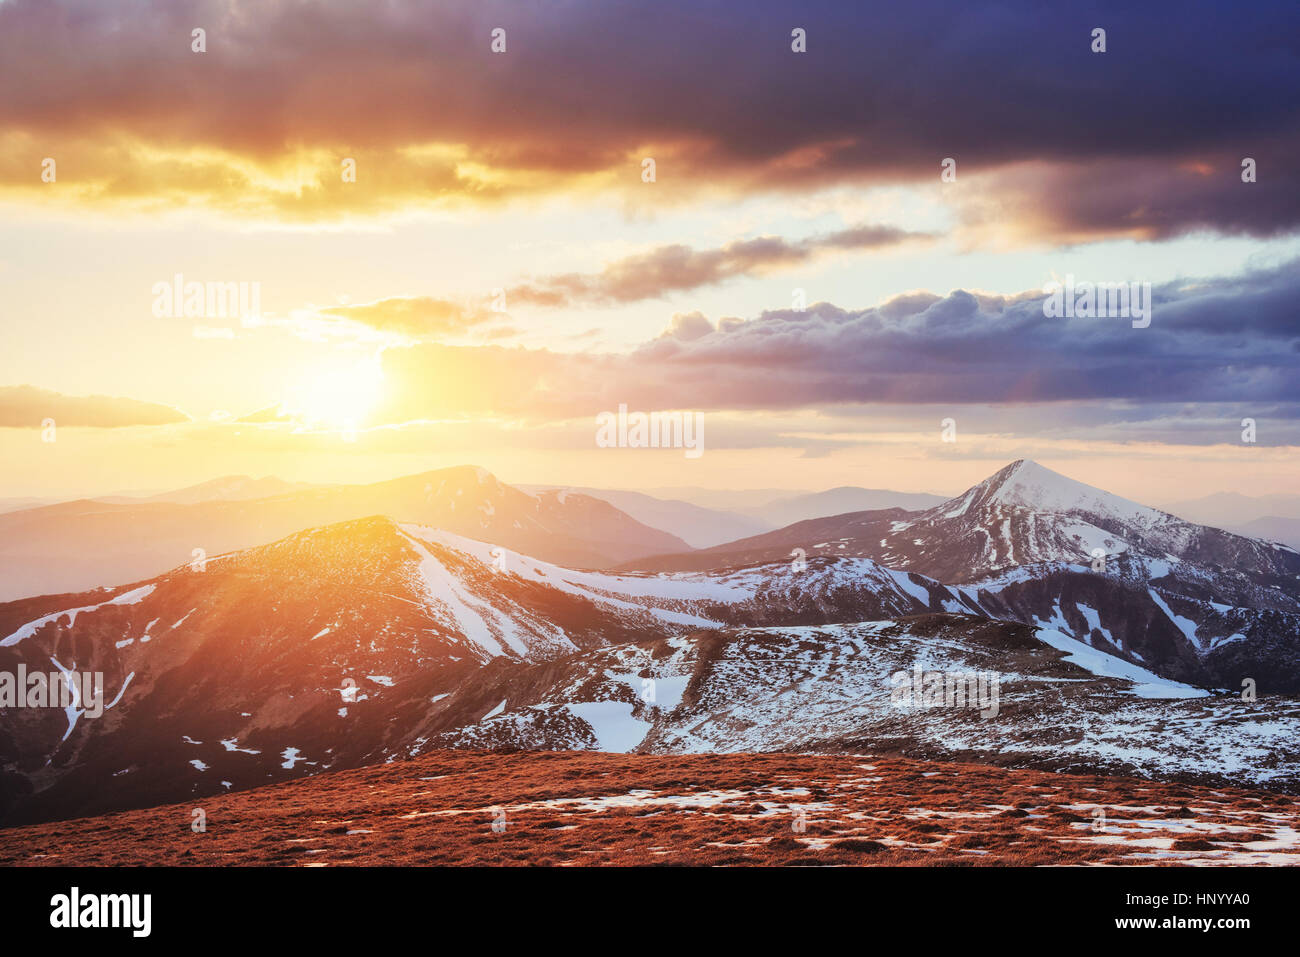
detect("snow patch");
top-left (1035, 628), bottom-right (1208, 699)
top-left (1, 584), bottom-right (156, 647)
top-left (565, 701), bottom-right (652, 753)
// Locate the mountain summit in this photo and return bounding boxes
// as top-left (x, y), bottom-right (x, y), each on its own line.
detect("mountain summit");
top-left (628, 461), bottom-right (1300, 690)
top-left (951, 459), bottom-right (1164, 527)
top-left (636, 458), bottom-right (1295, 585)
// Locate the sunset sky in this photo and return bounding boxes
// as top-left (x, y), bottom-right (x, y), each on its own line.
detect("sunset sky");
top-left (2, 0), bottom-right (1298, 502)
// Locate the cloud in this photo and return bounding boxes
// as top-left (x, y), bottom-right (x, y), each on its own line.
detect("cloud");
top-left (0, 385), bottom-right (190, 428)
top-left (663, 312), bottom-right (715, 342)
top-left (507, 225), bottom-right (930, 307)
top-left (3, 0), bottom-right (1298, 239)
top-left (303, 227), bottom-right (929, 338)
top-left (958, 158), bottom-right (1300, 243)
top-left (322, 296), bottom-right (489, 339)
top-left (236, 405), bottom-right (292, 424)
top-left (369, 258), bottom-right (1300, 424)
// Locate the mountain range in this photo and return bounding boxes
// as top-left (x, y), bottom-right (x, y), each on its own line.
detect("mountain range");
top-left (0, 459), bottom-right (1296, 827)
top-left (95, 475), bottom-right (319, 505)
top-left (518, 484), bottom-right (771, 548)
top-left (0, 466), bottom-right (688, 602)
top-left (631, 461), bottom-right (1300, 691)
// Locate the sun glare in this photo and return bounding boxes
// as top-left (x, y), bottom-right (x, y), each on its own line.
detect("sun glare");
top-left (282, 355), bottom-right (385, 432)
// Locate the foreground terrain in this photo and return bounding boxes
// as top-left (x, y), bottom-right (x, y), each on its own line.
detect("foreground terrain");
top-left (3, 751), bottom-right (1297, 866)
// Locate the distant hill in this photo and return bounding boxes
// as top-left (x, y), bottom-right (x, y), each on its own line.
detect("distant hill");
top-left (736, 486), bottom-right (947, 527)
top-left (96, 475), bottom-right (319, 505)
top-left (1163, 490), bottom-right (1300, 527)
top-left (1232, 515), bottom-right (1300, 550)
top-left (519, 485), bottom-right (772, 548)
top-left (0, 466), bottom-right (690, 601)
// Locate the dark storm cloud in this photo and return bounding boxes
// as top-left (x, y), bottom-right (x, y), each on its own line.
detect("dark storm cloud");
top-left (2, 0), bottom-right (1297, 236)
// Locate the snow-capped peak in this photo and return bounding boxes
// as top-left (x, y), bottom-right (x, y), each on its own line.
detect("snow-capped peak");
top-left (971, 459), bottom-right (1166, 525)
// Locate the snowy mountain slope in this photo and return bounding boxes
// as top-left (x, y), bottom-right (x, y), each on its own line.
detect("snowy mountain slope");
top-left (631, 460), bottom-right (1300, 588)
top-left (3, 487), bottom-right (1296, 827)
top-left (945, 556), bottom-right (1300, 693)
top-left (397, 523), bottom-right (962, 635)
top-left (419, 615), bottom-right (1300, 792)
top-left (0, 516), bottom-right (965, 824)
top-left (624, 460), bottom-right (1300, 693)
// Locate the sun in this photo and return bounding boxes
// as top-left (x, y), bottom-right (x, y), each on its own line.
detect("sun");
top-left (282, 355), bottom-right (385, 433)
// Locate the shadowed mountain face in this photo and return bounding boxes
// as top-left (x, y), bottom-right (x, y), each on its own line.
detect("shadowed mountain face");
top-left (0, 465), bottom-right (691, 602)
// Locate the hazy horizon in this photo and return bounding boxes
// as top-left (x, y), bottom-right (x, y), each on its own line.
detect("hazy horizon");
top-left (7, 456), bottom-right (1300, 525)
